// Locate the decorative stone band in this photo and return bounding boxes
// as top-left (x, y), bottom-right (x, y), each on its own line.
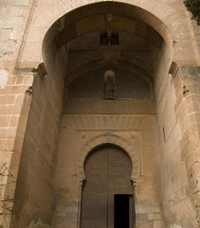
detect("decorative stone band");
top-left (76, 133), bottom-right (142, 181)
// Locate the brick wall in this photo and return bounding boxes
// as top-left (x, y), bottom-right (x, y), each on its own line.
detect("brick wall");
top-left (0, 71), bottom-right (33, 227)
top-left (0, 1), bottom-right (34, 226)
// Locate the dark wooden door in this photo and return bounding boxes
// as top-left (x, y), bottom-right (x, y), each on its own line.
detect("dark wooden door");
top-left (81, 145), bottom-right (134, 228)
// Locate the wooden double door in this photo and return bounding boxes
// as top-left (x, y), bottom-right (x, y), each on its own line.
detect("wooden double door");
top-left (81, 145), bottom-right (135, 228)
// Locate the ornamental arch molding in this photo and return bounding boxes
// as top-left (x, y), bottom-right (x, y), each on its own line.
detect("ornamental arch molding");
top-left (76, 134), bottom-right (142, 181)
top-left (42, 2), bottom-right (173, 66)
top-left (43, 2), bottom-right (169, 49)
top-left (43, 2), bottom-right (165, 50)
top-left (66, 59), bottom-right (153, 85)
top-left (39, 0), bottom-right (172, 46)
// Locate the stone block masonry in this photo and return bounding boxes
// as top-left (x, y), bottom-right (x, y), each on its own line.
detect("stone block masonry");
top-left (0, 1), bottom-right (200, 228)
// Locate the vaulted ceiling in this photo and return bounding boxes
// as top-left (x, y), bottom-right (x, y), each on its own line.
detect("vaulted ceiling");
top-left (65, 31), bottom-right (159, 83)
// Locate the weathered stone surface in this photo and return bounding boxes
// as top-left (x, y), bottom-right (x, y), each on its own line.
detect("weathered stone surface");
top-left (0, 0), bottom-right (200, 228)
top-left (0, 70), bottom-right (9, 88)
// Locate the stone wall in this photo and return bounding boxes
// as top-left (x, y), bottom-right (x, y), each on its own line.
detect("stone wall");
top-left (154, 40), bottom-right (200, 227)
top-left (178, 67), bottom-right (200, 227)
top-left (193, 23), bottom-right (200, 53)
top-left (0, 0), bottom-right (32, 69)
top-left (54, 100), bottom-right (164, 227)
top-left (9, 45), bottom-right (67, 228)
top-left (0, 69), bottom-right (34, 228)
top-left (186, 11), bottom-right (200, 65)
top-left (154, 43), bottom-right (191, 228)
top-left (0, 1), bottom-right (33, 226)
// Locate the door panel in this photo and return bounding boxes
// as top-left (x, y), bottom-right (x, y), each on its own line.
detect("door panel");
top-left (81, 146), bottom-right (134, 228)
top-left (81, 147), bottom-right (108, 228)
top-left (108, 147), bottom-right (133, 228)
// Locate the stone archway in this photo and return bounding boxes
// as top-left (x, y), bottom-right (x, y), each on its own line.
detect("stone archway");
top-left (42, 2), bottom-right (171, 73)
top-left (9, 2), bottom-right (167, 228)
top-left (0, 0), bottom-right (199, 227)
top-left (20, 0), bottom-right (199, 69)
top-left (8, 1), bottom-right (199, 228)
top-left (44, 2), bottom-right (164, 50)
top-left (76, 133), bottom-right (142, 181)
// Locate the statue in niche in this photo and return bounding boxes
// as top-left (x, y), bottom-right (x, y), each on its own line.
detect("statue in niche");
top-left (103, 70), bottom-right (116, 99)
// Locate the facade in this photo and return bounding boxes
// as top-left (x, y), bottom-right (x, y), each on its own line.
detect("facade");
top-left (0, 0), bottom-right (200, 228)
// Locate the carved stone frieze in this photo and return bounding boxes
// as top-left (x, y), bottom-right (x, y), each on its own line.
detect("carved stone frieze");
top-left (63, 115), bottom-right (146, 130)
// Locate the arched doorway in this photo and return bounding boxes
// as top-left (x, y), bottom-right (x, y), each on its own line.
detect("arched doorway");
top-left (81, 145), bottom-right (135, 228)
top-left (10, 2), bottom-right (168, 228)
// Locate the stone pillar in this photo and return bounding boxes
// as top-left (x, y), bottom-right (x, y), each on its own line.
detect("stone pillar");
top-left (77, 179), bottom-right (84, 228)
top-left (133, 181), bottom-right (138, 228)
